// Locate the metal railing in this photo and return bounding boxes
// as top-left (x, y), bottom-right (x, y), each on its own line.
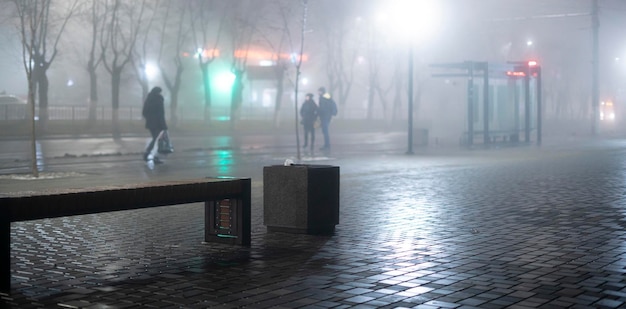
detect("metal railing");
top-left (0, 105), bottom-right (279, 122)
top-left (1, 104), bottom-right (374, 122)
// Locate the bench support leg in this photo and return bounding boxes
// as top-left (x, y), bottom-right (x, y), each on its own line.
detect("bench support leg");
top-left (1, 208), bottom-right (9, 294)
top-left (203, 179), bottom-right (251, 246)
top-left (240, 178), bottom-right (251, 246)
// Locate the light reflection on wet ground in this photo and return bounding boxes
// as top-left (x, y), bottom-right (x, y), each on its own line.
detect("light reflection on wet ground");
top-left (3, 135), bottom-right (626, 307)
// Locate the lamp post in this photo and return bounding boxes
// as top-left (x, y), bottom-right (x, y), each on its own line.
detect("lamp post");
top-left (381, 0), bottom-right (441, 155)
top-left (407, 44), bottom-right (414, 154)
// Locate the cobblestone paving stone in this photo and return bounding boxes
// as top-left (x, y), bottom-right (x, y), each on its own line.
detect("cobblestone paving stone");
top-left (3, 141), bottom-right (626, 308)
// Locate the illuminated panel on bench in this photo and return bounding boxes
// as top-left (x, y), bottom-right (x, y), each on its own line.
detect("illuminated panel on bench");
top-left (206, 198), bottom-right (245, 244)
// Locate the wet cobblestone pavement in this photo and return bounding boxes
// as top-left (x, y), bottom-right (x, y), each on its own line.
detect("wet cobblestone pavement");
top-left (2, 136), bottom-right (626, 308)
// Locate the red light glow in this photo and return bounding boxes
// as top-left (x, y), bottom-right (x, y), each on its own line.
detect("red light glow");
top-left (506, 71), bottom-right (526, 77)
top-left (234, 50), bottom-right (308, 62)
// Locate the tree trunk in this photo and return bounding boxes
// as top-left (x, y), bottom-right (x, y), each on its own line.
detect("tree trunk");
top-left (112, 107), bottom-right (120, 139)
top-left (111, 71), bottom-right (121, 139)
top-left (366, 80), bottom-right (375, 120)
top-left (170, 66), bottom-right (184, 128)
top-left (201, 64), bottom-right (212, 123)
top-left (392, 79), bottom-right (402, 121)
top-left (37, 71), bottom-right (50, 130)
top-left (336, 82), bottom-right (345, 118)
top-left (375, 84), bottom-right (389, 129)
top-left (88, 67), bottom-right (98, 122)
top-left (137, 63), bottom-right (149, 103)
top-left (273, 69), bottom-right (284, 128)
top-left (230, 71), bottom-right (243, 129)
top-left (139, 79), bottom-right (149, 104)
top-left (170, 93), bottom-right (179, 128)
top-left (28, 77), bottom-right (39, 178)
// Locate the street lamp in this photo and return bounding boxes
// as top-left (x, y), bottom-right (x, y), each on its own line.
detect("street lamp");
top-left (145, 62), bottom-right (159, 80)
top-left (381, 0), bottom-right (441, 154)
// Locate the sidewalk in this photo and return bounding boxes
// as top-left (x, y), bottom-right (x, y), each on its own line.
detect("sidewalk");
top-left (2, 133), bottom-right (626, 308)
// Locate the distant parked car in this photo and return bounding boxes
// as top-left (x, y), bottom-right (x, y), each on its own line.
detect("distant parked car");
top-left (0, 95), bottom-right (28, 120)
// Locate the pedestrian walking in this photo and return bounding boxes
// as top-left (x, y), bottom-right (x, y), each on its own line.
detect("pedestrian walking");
top-left (317, 87), bottom-right (337, 150)
top-left (300, 93), bottom-right (318, 152)
top-left (142, 86), bottom-right (168, 164)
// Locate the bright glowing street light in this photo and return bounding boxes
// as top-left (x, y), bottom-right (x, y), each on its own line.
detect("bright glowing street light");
top-left (380, 0), bottom-right (441, 44)
top-left (380, 0), bottom-right (442, 154)
top-left (145, 62), bottom-right (159, 80)
top-left (214, 71), bottom-right (236, 93)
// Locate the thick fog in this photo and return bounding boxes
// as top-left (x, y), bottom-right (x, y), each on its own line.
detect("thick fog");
top-left (1, 0), bottom-right (625, 144)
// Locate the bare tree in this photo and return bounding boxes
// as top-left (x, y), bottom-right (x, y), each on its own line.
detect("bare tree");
top-left (100, 0), bottom-right (146, 139)
top-left (364, 19), bottom-right (382, 120)
top-left (189, 0), bottom-right (226, 123)
top-left (391, 56), bottom-right (404, 121)
top-left (83, 0), bottom-right (105, 122)
top-left (13, 0), bottom-right (78, 130)
top-left (266, 15), bottom-right (290, 129)
top-left (157, 1), bottom-right (188, 128)
top-left (352, 14), bottom-right (396, 123)
top-left (293, 0), bottom-right (308, 160)
top-left (252, 1), bottom-right (296, 128)
top-left (13, 0), bottom-right (77, 176)
top-left (273, 58), bottom-right (289, 128)
top-left (130, 1), bottom-right (159, 104)
top-left (316, 1), bottom-right (357, 116)
top-left (225, 1), bottom-right (261, 128)
top-left (14, 0), bottom-right (42, 177)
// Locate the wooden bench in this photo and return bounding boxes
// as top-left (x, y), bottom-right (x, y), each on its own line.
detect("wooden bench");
top-left (0, 177), bottom-right (251, 293)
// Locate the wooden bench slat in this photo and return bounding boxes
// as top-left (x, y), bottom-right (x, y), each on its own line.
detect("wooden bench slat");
top-left (3, 178), bottom-right (246, 222)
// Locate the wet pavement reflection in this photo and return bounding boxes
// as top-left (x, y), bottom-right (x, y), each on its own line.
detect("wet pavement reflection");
top-left (2, 135), bottom-right (626, 307)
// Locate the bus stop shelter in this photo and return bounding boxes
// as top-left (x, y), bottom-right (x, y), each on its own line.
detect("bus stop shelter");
top-left (430, 61), bottom-right (542, 147)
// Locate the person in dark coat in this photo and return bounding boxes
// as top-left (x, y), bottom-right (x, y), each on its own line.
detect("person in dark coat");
top-left (300, 93), bottom-right (318, 151)
top-left (142, 86), bottom-right (168, 163)
top-left (317, 87), bottom-right (336, 150)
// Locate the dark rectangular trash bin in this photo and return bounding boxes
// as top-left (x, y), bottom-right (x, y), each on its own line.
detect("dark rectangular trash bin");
top-left (263, 164), bottom-right (339, 235)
